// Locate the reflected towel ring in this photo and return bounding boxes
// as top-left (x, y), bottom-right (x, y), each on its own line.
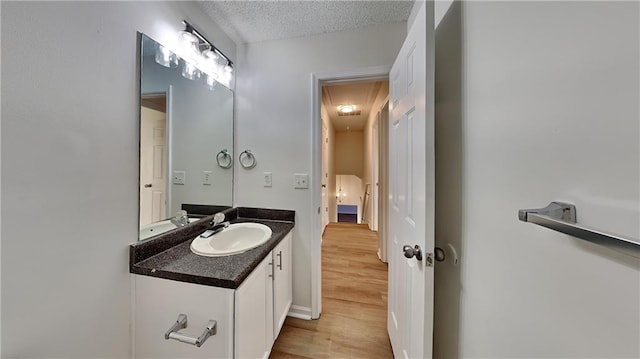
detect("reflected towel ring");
top-left (239, 149), bottom-right (257, 169)
top-left (216, 149), bottom-right (233, 169)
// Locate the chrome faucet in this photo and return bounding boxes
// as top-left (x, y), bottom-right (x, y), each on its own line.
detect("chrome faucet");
top-left (199, 212), bottom-right (230, 238)
top-left (170, 210), bottom-right (189, 227)
top-left (210, 212), bottom-right (226, 227)
top-left (209, 212), bottom-right (230, 232)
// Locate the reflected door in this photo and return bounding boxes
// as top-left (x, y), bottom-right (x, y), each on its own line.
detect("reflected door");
top-left (322, 122), bottom-right (329, 230)
top-left (140, 96), bottom-right (168, 226)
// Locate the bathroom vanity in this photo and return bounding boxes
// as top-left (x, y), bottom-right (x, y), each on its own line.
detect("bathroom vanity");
top-left (130, 207), bottom-right (294, 358)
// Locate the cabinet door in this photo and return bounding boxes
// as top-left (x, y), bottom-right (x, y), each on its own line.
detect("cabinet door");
top-left (273, 233), bottom-right (292, 339)
top-left (235, 254), bottom-right (274, 359)
top-left (133, 275), bottom-right (234, 358)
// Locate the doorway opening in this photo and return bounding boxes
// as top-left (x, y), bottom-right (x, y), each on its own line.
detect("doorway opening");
top-left (320, 79), bottom-right (389, 236)
top-left (311, 66), bottom-right (391, 319)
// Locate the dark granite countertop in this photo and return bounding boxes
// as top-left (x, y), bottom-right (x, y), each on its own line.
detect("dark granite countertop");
top-left (130, 207), bottom-right (294, 289)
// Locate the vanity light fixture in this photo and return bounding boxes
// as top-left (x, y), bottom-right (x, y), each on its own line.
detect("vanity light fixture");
top-left (177, 20), bottom-right (234, 87)
top-left (339, 105), bottom-right (355, 113)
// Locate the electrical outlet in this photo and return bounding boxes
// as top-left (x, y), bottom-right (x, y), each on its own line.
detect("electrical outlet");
top-left (203, 171), bottom-right (212, 185)
top-left (294, 173), bottom-right (309, 189)
top-left (263, 172), bottom-right (272, 187)
top-left (173, 171), bottom-right (186, 185)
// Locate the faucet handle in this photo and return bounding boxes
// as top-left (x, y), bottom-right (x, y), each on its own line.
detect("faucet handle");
top-left (211, 212), bottom-right (225, 226)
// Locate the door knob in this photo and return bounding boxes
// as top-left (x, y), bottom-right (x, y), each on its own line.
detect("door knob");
top-left (144, 184), bottom-right (152, 188)
top-left (403, 244), bottom-right (422, 261)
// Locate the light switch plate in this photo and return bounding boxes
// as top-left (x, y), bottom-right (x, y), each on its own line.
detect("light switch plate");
top-left (294, 173), bottom-right (309, 189)
top-left (173, 171), bottom-right (186, 185)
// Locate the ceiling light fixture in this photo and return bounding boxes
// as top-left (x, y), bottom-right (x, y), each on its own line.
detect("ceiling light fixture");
top-left (339, 105), bottom-right (355, 113)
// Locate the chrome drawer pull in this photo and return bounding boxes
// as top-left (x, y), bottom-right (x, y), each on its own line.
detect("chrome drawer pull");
top-left (277, 251), bottom-right (283, 270)
top-left (164, 314), bottom-right (217, 347)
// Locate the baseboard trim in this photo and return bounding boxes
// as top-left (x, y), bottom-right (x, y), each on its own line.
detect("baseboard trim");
top-left (288, 305), bottom-right (313, 320)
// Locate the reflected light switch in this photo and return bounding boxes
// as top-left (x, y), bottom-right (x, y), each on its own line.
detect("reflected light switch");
top-left (173, 171), bottom-right (186, 185)
top-left (203, 171), bottom-right (212, 186)
top-left (264, 172), bottom-right (272, 187)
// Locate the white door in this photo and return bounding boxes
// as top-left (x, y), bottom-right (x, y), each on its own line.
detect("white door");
top-left (387, 2), bottom-right (434, 359)
top-left (139, 105), bottom-right (167, 226)
top-left (321, 122), bottom-right (330, 229)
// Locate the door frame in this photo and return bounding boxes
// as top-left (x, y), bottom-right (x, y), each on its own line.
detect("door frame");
top-left (371, 116), bottom-right (379, 232)
top-left (310, 66), bottom-right (390, 318)
top-left (165, 85), bottom-right (174, 219)
top-left (377, 98), bottom-right (390, 263)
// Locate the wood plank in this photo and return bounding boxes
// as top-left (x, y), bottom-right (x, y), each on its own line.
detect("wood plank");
top-left (270, 223), bottom-right (392, 358)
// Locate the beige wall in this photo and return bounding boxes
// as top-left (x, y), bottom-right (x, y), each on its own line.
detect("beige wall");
top-left (335, 130), bottom-right (364, 178)
top-left (362, 82), bottom-right (389, 226)
top-left (321, 105), bottom-right (337, 223)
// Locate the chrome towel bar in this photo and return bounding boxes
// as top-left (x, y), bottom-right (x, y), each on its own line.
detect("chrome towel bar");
top-left (164, 314), bottom-right (217, 347)
top-left (519, 202), bottom-right (640, 259)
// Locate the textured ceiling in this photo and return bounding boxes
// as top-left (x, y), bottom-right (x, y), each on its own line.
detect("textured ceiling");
top-left (198, 0), bottom-right (415, 44)
top-left (323, 80), bottom-right (389, 132)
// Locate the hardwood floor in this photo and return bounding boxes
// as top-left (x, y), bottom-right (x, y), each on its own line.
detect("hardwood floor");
top-left (270, 223), bottom-right (393, 359)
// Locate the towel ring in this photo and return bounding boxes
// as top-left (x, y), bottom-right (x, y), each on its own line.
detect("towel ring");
top-left (239, 149), bottom-right (257, 169)
top-left (216, 149), bottom-right (233, 169)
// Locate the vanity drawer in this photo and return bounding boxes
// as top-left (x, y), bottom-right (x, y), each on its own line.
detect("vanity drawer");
top-left (133, 275), bottom-right (234, 358)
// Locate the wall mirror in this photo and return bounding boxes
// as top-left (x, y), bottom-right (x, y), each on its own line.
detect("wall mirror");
top-left (138, 33), bottom-right (233, 240)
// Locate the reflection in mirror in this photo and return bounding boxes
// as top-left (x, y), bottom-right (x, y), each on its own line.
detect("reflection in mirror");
top-left (139, 34), bottom-right (233, 240)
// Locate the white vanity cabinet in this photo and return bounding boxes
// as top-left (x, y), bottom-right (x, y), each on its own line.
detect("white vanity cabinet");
top-left (272, 232), bottom-right (292, 339)
top-left (234, 254), bottom-right (273, 359)
top-left (133, 275), bottom-right (235, 358)
top-left (235, 232), bottom-right (292, 358)
top-left (133, 232), bottom-right (293, 359)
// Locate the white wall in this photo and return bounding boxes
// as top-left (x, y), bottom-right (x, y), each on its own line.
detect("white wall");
top-left (434, 1), bottom-right (640, 357)
top-left (1, 2), bottom-right (235, 357)
top-left (335, 130), bottom-right (364, 178)
top-left (235, 22), bottom-right (406, 314)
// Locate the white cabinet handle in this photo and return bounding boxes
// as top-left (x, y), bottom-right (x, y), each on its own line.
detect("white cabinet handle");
top-left (164, 314), bottom-right (217, 347)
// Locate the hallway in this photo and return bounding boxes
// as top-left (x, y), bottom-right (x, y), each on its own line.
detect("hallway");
top-left (270, 223), bottom-right (392, 358)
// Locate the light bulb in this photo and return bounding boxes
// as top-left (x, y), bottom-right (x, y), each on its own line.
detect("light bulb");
top-left (202, 49), bottom-right (219, 61)
top-left (181, 60), bottom-right (201, 80)
top-left (155, 43), bottom-right (178, 68)
top-left (205, 74), bottom-right (218, 90)
top-left (179, 31), bottom-right (198, 45)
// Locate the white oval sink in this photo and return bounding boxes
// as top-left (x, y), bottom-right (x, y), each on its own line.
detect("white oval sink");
top-left (139, 218), bottom-right (199, 240)
top-left (190, 222), bottom-right (272, 257)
